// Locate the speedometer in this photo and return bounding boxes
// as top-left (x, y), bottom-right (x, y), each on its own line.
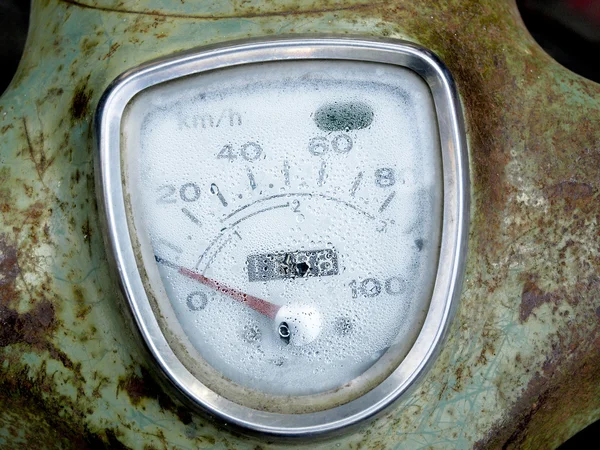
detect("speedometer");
top-left (96, 37), bottom-right (468, 435)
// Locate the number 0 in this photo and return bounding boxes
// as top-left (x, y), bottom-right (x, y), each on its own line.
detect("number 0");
top-left (187, 291), bottom-right (208, 311)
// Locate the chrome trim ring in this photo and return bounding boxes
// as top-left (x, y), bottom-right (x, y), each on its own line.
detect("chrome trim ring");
top-left (95, 36), bottom-right (469, 436)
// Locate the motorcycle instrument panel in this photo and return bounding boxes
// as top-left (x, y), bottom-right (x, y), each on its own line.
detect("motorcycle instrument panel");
top-left (95, 37), bottom-right (469, 435)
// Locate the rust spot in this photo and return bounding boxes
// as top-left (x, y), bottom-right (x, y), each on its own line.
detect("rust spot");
top-left (60, 0), bottom-right (382, 20)
top-left (397, 4), bottom-right (514, 265)
top-left (39, 88), bottom-right (65, 103)
top-left (117, 371), bottom-right (150, 407)
top-left (81, 217), bottom-right (92, 254)
top-left (73, 286), bottom-right (92, 320)
top-left (117, 367), bottom-right (193, 425)
top-left (0, 234), bottom-right (20, 291)
top-left (80, 37), bottom-right (100, 56)
top-left (545, 181), bottom-right (595, 212)
top-left (452, 365), bottom-right (472, 392)
top-left (0, 299), bottom-right (55, 348)
top-left (476, 329), bottom-right (600, 449)
top-left (70, 77), bottom-right (93, 121)
top-left (1, 124), bottom-right (14, 133)
top-left (91, 372), bottom-right (111, 399)
top-left (520, 275), bottom-right (560, 322)
top-left (0, 359), bottom-right (119, 448)
top-left (177, 405), bottom-right (193, 425)
top-left (0, 235), bottom-right (22, 314)
top-left (102, 43), bottom-right (120, 60)
top-left (0, 235), bottom-right (80, 377)
top-left (105, 429), bottom-right (131, 449)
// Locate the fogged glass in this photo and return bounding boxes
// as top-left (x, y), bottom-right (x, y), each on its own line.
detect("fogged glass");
top-left (123, 60), bottom-right (442, 396)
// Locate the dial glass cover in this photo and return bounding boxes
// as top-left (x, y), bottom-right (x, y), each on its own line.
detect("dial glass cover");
top-left (97, 38), bottom-right (468, 434)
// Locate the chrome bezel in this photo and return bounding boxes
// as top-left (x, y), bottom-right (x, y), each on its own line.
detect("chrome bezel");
top-left (95, 36), bottom-right (469, 436)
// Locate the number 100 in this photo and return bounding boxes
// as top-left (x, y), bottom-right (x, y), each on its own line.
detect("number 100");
top-left (349, 276), bottom-right (406, 298)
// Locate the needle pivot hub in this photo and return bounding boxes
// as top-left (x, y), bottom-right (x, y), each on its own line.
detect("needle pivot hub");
top-left (274, 304), bottom-right (322, 346)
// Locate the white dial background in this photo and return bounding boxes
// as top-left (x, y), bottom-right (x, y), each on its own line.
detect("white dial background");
top-left (124, 60), bottom-right (442, 398)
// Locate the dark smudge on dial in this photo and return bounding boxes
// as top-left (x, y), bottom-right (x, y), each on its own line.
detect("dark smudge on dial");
top-left (313, 101), bottom-right (374, 131)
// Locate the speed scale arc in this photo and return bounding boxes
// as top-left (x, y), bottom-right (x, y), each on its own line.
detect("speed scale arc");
top-left (95, 36), bottom-right (469, 436)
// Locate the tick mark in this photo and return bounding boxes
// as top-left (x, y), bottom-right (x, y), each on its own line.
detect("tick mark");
top-left (379, 191), bottom-right (396, 213)
top-left (283, 160), bottom-right (291, 187)
top-left (158, 239), bottom-right (182, 255)
top-left (350, 171), bottom-right (363, 197)
top-left (210, 183), bottom-right (228, 207)
top-left (247, 169), bottom-right (257, 190)
top-left (318, 161), bottom-right (327, 186)
top-left (155, 254), bottom-right (179, 270)
top-left (182, 208), bottom-right (201, 226)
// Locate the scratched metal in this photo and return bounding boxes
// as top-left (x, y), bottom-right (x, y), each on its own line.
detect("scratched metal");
top-left (1, 0), bottom-right (599, 448)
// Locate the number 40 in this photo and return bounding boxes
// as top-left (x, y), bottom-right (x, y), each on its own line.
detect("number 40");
top-left (217, 142), bottom-right (263, 161)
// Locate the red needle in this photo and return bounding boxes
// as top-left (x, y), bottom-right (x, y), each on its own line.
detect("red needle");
top-left (155, 256), bottom-right (280, 318)
top-left (154, 255), bottom-right (281, 319)
top-left (179, 268), bottom-right (280, 319)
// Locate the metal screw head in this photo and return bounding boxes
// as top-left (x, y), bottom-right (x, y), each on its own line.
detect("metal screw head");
top-left (278, 321), bottom-right (291, 344)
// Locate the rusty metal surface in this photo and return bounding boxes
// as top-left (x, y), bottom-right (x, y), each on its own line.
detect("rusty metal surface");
top-left (0, 0), bottom-right (599, 448)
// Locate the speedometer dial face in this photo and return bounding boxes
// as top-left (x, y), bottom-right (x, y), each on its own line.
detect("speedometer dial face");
top-left (98, 38), bottom-right (468, 433)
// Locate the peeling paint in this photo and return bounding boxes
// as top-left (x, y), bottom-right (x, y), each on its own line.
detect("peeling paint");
top-left (1, 0), bottom-right (599, 448)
